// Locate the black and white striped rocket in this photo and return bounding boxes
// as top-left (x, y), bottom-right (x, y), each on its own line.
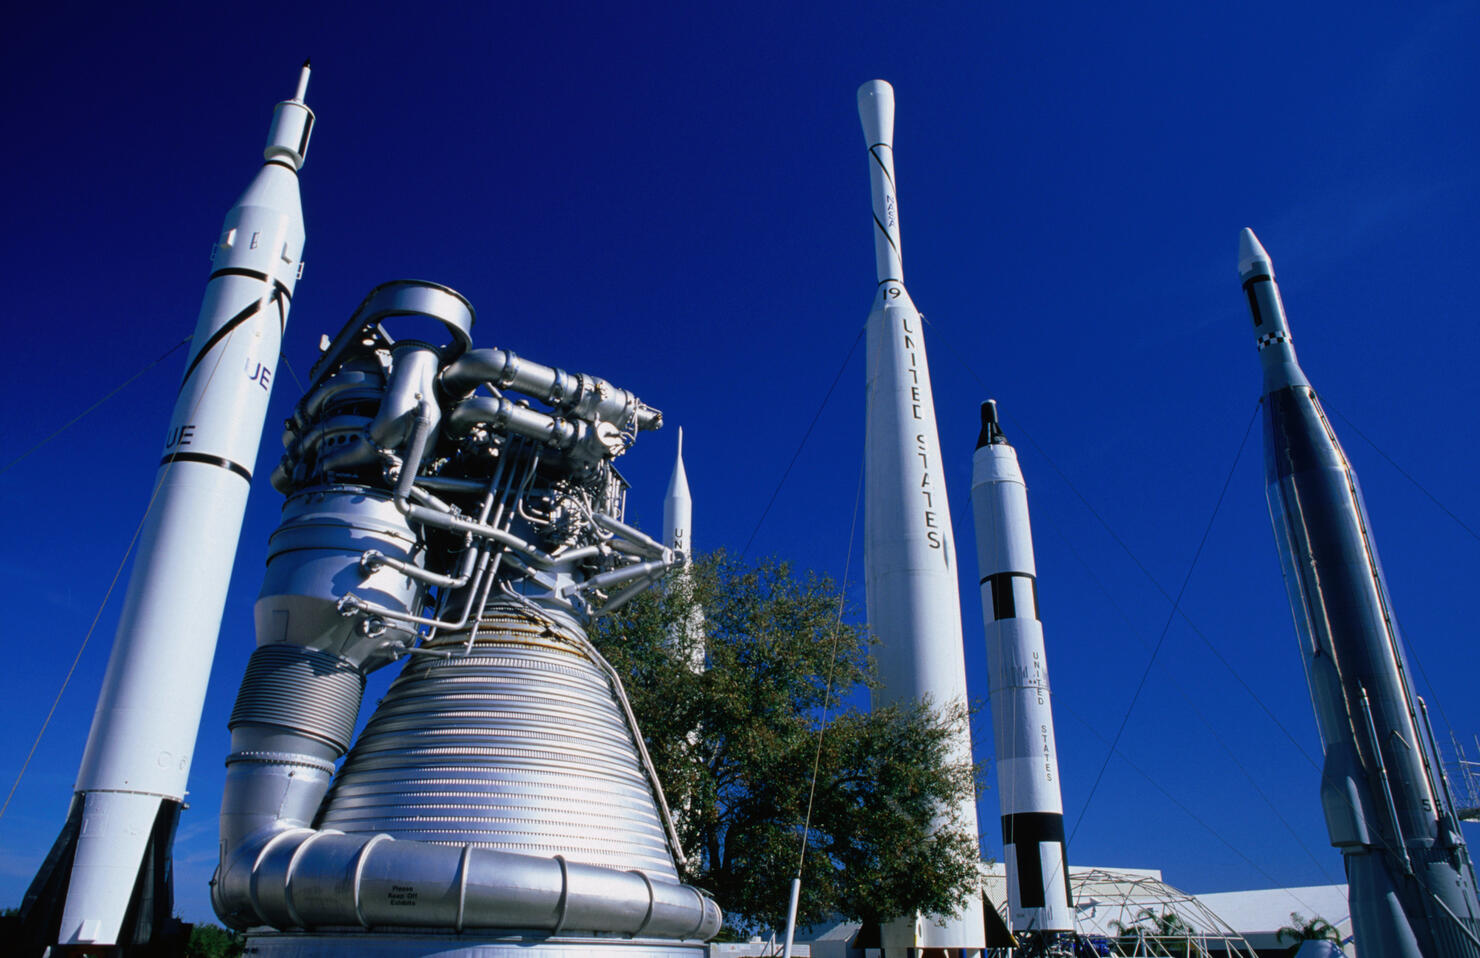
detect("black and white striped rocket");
top-left (858, 79), bottom-right (986, 952)
top-left (22, 66), bottom-right (312, 953)
top-left (1243, 229), bottom-right (1480, 957)
top-left (970, 400), bottom-right (1074, 938)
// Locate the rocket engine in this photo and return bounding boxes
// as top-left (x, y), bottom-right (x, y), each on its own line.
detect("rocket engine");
top-left (213, 280), bottom-right (721, 952)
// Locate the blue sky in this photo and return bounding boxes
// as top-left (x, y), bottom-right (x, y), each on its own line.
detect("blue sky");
top-left (2, 1), bottom-right (1479, 928)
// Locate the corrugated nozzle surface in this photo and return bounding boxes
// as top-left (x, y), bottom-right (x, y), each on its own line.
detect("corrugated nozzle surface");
top-left (316, 604), bottom-right (680, 880)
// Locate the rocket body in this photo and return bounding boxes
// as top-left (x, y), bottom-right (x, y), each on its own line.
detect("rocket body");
top-left (970, 403), bottom-right (1073, 935)
top-left (858, 79), bottom-right (985, 952)
top-left (1243, 229), bottom-right (1480, 957)
top-left (664, 428), bottom-right (704, 673)
top-left (664, 427), bottom-right (693, 563)
top-left (39, 70), bottom-right (312, 950)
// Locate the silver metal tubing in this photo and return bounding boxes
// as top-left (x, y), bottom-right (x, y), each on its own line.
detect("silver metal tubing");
top-left (215, 828), bottom-right (720, 938)
top-left (569, 558), bottom-right (671, 599)
top-left (361, 549), bottom-right (474, 590)
top-left (213, 606), bottom-right (720, 938)
top-left (413, 474), bottom-right (497, 494)
top-left (441, 347), bottom-right (661, 431)
top-left (294, 366), bottom-right (384, 431)
top-left (591, 575), bottom-right (666, 618)
top-left (309, 280), bottom-right (475, 386)
top-left (1419, 698), bottom-right (1466, 834)
top-left (228, 645), bottom-right (365, 755)
top-left (378, 410), bottom-right (560, 573)
top-left (590, 512), bottom-right (670, 559)
top-left (342, 522), bottom-right (507, 637)
top-left (368, 345), bottom-right (442, 449)
top-left (448, 396), bottom-right (628, 465)
top-left (400, 504), bottom-right (557, 567)
top-left (1360, 689), bottom-right (1415, 874)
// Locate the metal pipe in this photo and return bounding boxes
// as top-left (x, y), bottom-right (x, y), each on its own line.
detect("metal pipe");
top-left (1360, 688), bottom-right (1414, 874)
top-left (448, 395), bottom-right (628, 464)
top-left (590, 511), bottom-right (671, 559)
top-left (355, 484), bottom-right (513, 638)
top-left (781, 877), bottom-right (802, 958)
top-left (368, 345), bottom-right (441, 449)
top-left (1420, 699), bottom-right (1471, 846)
top-left (361, 549), bottom-right (472, 589)
top-left (570, 557), bottom-right (671, 599)
top-left (441, 346), bottom-right (661, 431)
top-left (214, 606), bottom-right (723, 941)
top-left (214, 828), bottom-right (719, 938)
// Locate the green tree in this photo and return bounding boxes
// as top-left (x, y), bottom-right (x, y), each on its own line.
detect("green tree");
top-left (591, 551), bottom-right (984, 936)
top-left (1276, 912), bottom-right (1341, 953)
top-left (185, 922), bottom-right (244, 958)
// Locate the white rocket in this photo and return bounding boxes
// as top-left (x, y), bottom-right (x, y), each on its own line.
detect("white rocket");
top-left (970, 400), bottom-right (1074, 940)
top-left (664, 427), bottom-right (693, 565)
top-left (663, 428), bottom-right (705, 674)
top-left (858, 79), bottom-right (986, 952)
top-left (24, 65), bottom-right (312, 951)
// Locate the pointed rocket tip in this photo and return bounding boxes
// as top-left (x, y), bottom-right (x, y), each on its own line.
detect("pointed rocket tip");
top-left (302, 57), bottom-right (312, 68)
top-left (666, 427), bottom-right (692, 502)
top-left (857, 79), bottom-right (895, 146)
top-left (293, 59), bottom-right (313, 102)
top-left (976, 399), bottom-right (1006, 448)
top-left (1238, 227), bottom-right (1272, 279)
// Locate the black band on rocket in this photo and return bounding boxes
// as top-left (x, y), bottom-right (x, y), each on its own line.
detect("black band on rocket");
top-left (1003, 812), bottom-right (1069, 910)
top-left (178, 299), bottom-right (265, 388)
top-left (208, 268), bottom-right (294, 303)
top-left (1245, 284), bottom-right (1264, 328)
top-left (159, 452), bottom-right (253, 482)
top-left (873, 214), bottom-right (899, 256)
top-left (981, 572), bottom-right (1039, 621)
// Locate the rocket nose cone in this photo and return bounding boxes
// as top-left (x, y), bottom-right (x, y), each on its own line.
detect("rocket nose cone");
top-left (858, 79), bottom-right (895, 146)
top-left (1239, 227), bottom-right (1273, 280)
top-left (666, 426), bottom-right (691, 500)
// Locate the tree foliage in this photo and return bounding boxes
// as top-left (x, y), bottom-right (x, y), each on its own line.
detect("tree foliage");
top-left (185, 922), bottom-right (244, 958)
top-left (591, 551), bottom-right (983, 935)
top-left (1276, 912), bottom-right (1341, 951)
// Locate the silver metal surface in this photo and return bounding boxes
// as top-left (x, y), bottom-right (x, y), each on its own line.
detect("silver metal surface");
top-left (443, 347), bottom-right (662, 432)
top-left (215, 275), bottom-right (719, 944)
top-left (1243, 228), bottom-right (1480, 957)
top-left (318, 605), bottom-right (680, 879)
top-left (244, 931), bottom-right (709, 957)
top-left (214, 826), bottom-right (720, 938)
top-left (229, 645), bottom-right (364, 754)
top-left (256, 485), bottom-right (428, 671)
